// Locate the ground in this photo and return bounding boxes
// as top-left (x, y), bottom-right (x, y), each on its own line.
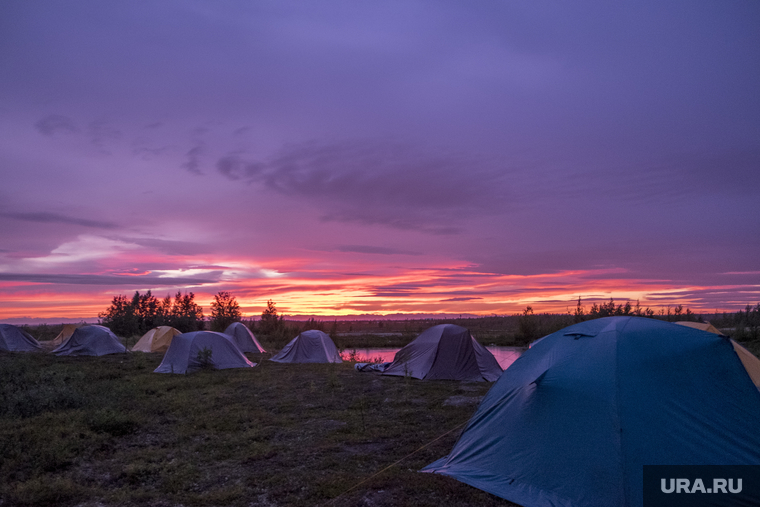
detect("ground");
top-left (0, 351), bottom-right (518, 507)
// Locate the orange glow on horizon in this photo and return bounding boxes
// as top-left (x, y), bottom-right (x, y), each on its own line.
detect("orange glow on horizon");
top-left (1, 262), bottom-right (747, 321)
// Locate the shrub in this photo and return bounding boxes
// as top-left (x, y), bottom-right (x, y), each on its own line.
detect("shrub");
top-left (196, 346), bottom-right (214, 369)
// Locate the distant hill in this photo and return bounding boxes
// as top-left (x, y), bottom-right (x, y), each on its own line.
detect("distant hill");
top-left (284, 313), bottom-right (484, 321)
top-left (0, 317), bottom-right (99, 325)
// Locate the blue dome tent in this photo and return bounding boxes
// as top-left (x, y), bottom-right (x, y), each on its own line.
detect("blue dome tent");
top-left (423, 317), bottom-right (760, 507)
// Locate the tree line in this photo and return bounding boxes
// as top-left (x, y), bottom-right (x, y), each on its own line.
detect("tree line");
top-left (711, 303), bottom-right (760, 341)
top-left (98, 290), bottom-right (244, 336)
top-left (516, 298), bottom-right (702, 343)
top-left (99, 291), bottom-right (204, 336)
top-left (99, 289), bottom-right (758, 346)
top-left (571, 298), bottom-right (699, 323)
top-left (98, 290), bottom-right (293, 338)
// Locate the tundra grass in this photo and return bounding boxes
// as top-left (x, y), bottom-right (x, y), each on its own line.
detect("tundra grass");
top-left (0, 352), bottom-right (516, 507)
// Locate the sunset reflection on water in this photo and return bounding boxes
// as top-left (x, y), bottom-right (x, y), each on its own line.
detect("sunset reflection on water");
top-left (341, 345), bottom-right (524, 370)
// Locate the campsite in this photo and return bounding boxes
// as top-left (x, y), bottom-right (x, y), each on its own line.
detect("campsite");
top-left (3, 314), bottom-right (760, 506)
top-left (4, 1), bottom-right (760, 505)
top-left (0, 338), bottom-right (515, 507)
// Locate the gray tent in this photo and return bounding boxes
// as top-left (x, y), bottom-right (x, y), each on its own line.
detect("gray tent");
top-left (52, 325), bottom-right (127, 356)
top-left (382, 324), bottom-right (502, 381)
top-left (0, 324), bottom-right (42, 352)
top-left (154, 331), bottom-right (256, 374)
top-left (269, 330), bottom-right (343, 363)
top-left (223, 322), bottom-right (266, 353)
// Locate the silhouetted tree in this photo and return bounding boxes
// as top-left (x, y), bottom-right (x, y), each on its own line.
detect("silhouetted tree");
top-left (683, 308), bottom-right (697, 322)
top-left (99, 290), bottom-right (166, 336)
top-left (99, 294), bottom-right (139, 337)
top-left (259, 299), bottom-right (283, 335)
top-left (210, 291), bottom-right (241, 331)
top-left (134, 290), bottom-right (165, 331)
top-left (169, 291), bottom-right (205, 333)
top-left (301, 318), bottom-right (325, 331)
top-left (589, 298), bottom-right (633, 318)
top-left (734, 303), bottom-right (760, 341)
top-left (572, 297), bottom-right (586, 323)
top-left (517, 306), bottom-right (538, 341)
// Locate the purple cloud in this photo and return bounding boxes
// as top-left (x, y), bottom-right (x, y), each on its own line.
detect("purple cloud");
top-left (1, 1), bottom-right (758, 319)
top-left (182, 145), bottom-right (204, 175)
top-left (35, 115), bottom-right (78, 136)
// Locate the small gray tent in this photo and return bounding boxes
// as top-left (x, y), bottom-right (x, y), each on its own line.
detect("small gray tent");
top-left (52, 325), bottom-right (127, 356)
top-left (223, 322), bottom-right (266, 353)
top-left (269, 330), bottom-right (342, 363)
top-left (381, 324), bottom-right (502, 381)
top-left (0, 324), bottom-right (42, 352)
top-left (154, 331), bottom-right (256, 374)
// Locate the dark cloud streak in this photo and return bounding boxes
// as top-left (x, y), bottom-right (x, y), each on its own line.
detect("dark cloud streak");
top-left (336, 245), bottom-right (420, 256)
top-left (128, 238), bottom-right (213, 256)
top-left (216, 140), bottom-right (512, 233)
top-left (0, 212), bottom-right (118, 229)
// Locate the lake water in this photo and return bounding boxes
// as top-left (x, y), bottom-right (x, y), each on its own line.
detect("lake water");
top-left (341, 345), bottom-right (525, 370)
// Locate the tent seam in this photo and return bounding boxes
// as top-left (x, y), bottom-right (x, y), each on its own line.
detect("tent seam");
top-left (615, 316), bottom-right (632, 507)
top-left (425, 326), bottom-right (446, 380)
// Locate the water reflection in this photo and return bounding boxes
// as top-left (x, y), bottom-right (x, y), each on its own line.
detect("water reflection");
top-left (341, 345), bottom-right (525, 370)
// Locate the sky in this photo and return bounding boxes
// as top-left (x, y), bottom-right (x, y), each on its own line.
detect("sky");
top-left (1, 0), bottom-right (759, 322)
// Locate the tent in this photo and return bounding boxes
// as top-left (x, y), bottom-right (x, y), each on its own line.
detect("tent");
top-left (52, 325), bottom-right (127, 356)
top-left (674, 320), bottom-right (760, 388)
top-left (132, 326), bottom-right (181, 353)
top-left (51, 323), bottom-right (81, 346)
top-left (423, 316), bottom-right (760, 507)
top-left (675, 320), bottom-right (724, 335)
top-left (154, 331), bottom-right (256, 374)
top-left (223, 322), bottom-right (266, 353)
top-left (381, 324), bottom-right (502, 381)
top-left (733, 340), bottom-right (760, 390)
top-left (0, 324), bottom-right (42, 352)
top-left (269, 330), bottom-right (342, 363)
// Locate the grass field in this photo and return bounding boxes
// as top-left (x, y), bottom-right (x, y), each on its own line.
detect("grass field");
top-left (7, 319), bottom-right (758, 506)
top-left (0, 350), bottom-right (518, 507)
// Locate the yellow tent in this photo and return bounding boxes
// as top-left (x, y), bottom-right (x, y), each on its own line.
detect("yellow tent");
top-left (51, 324), bottom-right (81, 346)
top-left (132, 326), bottom-right (181, 353)
top-left (731, 340), bottom-right (760, 390)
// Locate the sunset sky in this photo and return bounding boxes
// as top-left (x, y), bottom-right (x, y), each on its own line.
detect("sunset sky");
top-left (1, 1), bottom-right (759, 322)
